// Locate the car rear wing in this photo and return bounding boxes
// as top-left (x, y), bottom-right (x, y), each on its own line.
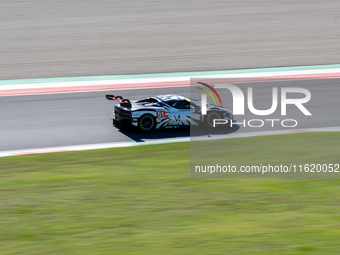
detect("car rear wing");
top-left (105, 95), bottom-right (132, 108)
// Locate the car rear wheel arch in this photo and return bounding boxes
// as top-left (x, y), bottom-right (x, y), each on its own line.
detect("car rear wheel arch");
top-left (138, 114), bottom-right (156, 131)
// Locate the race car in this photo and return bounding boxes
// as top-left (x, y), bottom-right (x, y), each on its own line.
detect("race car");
top-left (105, 94), bottom-right (234, 131)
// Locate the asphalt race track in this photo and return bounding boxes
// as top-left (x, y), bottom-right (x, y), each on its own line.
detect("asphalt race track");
top-left (1, 78), bottom-right (339, 151)
top-left (1, 1), bottom-right (340, 151)
top-left (1, 0), bottom-right (340, 79)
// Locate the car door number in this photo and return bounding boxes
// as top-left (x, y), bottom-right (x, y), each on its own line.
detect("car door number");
top-left (156, 111), bottom-right (166, 118)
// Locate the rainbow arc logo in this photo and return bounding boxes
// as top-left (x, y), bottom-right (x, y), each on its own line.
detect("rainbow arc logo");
top-left (196, 82), bottom-right (223, 106)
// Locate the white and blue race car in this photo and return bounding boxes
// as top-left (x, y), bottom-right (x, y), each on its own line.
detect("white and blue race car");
top-left (105, 94), bottom-right (234, 131)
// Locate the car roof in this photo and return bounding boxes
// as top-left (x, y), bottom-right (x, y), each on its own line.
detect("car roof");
top-left (154, 94), bottom-right (188, 102)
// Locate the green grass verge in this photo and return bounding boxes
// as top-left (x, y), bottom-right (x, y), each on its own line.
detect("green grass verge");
top-left (1, 132), bottom-right (340, 254)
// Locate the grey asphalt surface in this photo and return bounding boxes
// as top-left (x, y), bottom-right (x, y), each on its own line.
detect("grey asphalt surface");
top-left (1, 0), bottom-right (340, 80)
top-left (1, 78), bottom-right (339, 151)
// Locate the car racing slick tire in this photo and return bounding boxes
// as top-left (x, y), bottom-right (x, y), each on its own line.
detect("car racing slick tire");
top-left (138, 114), bottom-right (156, 132)
top-left (205, 111), bottom-right (222, 128)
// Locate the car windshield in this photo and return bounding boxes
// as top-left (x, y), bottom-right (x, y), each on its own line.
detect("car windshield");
top-left (189, 99), bottom-right (201, 108)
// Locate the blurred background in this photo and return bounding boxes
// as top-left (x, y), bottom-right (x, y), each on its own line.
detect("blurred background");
top-left (1, 1), bottom-right (340, 254)
top-left (1, 0), bottom-right (340, 80)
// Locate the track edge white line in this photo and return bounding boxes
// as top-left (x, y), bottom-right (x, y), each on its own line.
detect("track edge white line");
top-left (1, 127), bottom-right (339, 158)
